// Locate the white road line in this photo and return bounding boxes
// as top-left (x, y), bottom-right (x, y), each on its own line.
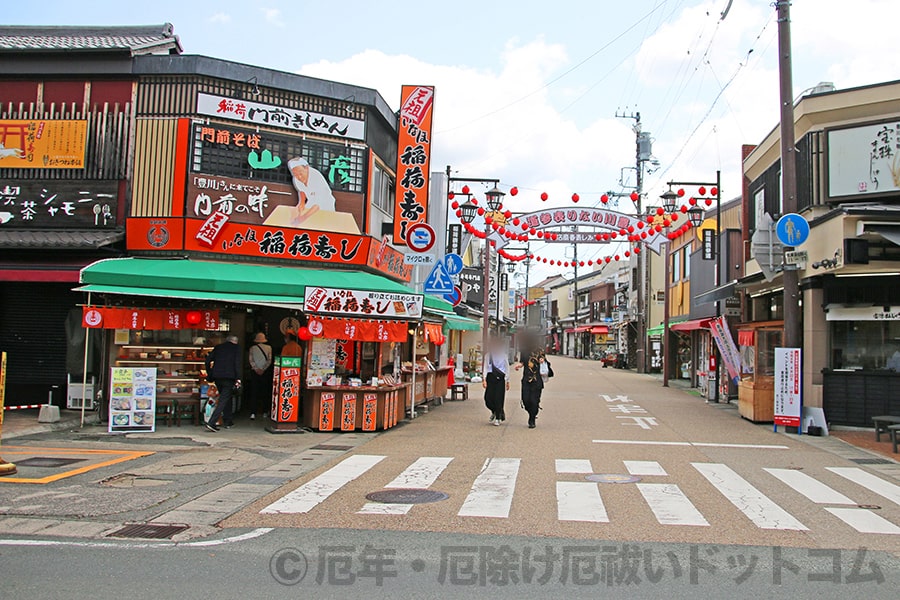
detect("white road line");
top-left (0, 528), bottom-right (274, 549)
top-left (826, 467), bottom-right (900, 507)
top-left (624, 460), bottom-right (668, 476)
top-left (824, 508), bottom-right (900, 535)
top-left (358, 457), bottom-right (453, 515)
top-left (458, 458), bottom-right (520, 518)
top-left (692, 463), bottom-right (808, 531)
top-left (556, 482), bottom-right (609, 523)
top-left (636, 483), bottom-right (709, 526)
top-left (556, 459), bottom-right (593, 474)
top-left (764, 468), bottom-right (856, 505)
top-left (593, 440), bottom-right (789, 449)
top-left (260, 455), bottom-right (385, 515)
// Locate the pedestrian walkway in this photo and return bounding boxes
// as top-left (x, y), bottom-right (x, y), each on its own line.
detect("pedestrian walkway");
top-left (254, 453), bottom-right (900, 536)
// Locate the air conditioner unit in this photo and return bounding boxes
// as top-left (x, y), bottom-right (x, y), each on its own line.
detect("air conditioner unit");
top-left (67, 376), bottom-right (96, 410)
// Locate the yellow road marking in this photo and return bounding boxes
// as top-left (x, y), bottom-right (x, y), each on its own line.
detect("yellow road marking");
top-left (0, 448), bottom-right (152, 484)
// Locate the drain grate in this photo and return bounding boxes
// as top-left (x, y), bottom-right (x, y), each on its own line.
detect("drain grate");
top-left (310, 444), bottom-right (353, 451)
top-left (107, 523), bottom-right (189, 539)
top-left (15, 457), bottom-right (86, 468)
top-left (849, 458), bottom-right (893, 465)
top-left (365, 488), bottom-right (449, 504)
top-left (585, 474), bottom-right (642, 484)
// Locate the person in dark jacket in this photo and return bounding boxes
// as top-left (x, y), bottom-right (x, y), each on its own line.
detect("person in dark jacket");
top-left (515, 341), bottom-right (550, 429)
top-left (204, 334), bottom-right (242, 431)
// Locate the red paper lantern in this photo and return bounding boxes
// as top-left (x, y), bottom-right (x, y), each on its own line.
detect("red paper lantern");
top-left (572, 193), bottom-right (580, 203)
top-left (640, 232), bottom-right (647, 239)
top-left (634, 247), bottom-right (641, 253)
top-left (451, 201), bottom-right (459, 210)
top-left (677, 188), bottom-right (685, 197)
top-left (477, 207), bottom-right (485, 216)
top-left (614, 255), bottom-right (620, 261)
top-left (563, 261), bottom-right (569, 267)
top-left (624, 251), bottom-right (631, 257)
top-left (663, 219), bottom-right (671, 227)
top-left (448, 192), bottom-right (455, 200)
top-left (298, 326), bottom-right (313, 341)
top-left (462, 185), bottom-right (470, 194)
top-left (705, 198), bottom-right (713, 206)
top-left (551, 233), bottom-right (558, 240)
top-left (689, 197), bottom-right (697, 206)
top-left (630, 192), bottom-right (639, 202)
top-left (698, 186), bottom-right (706, 195)
top-left (540, 192), bottom-right (549, 201)
top-left (637, 221), bottom-right (645, 229)
top-left (510, 186), bottom-right (518, 196)
top-left (455, 209), bottom-right (462, 218)
top-left (711, 187), bottom-right (718, 196)
top-left (587, 260), bottom-right (593, 266)
top-left (671, 213), bottom-right (678, 221)
top-left (604, 257), bottom-right (611, 263)
top-left (680, 205), bottom-right (687, 213)
top-left (656, 207), bottom-right (665, 216)
top-left (484, 214), bottom-right (493, 224)
top-left (470, 198), bottom-right (478, 205)
top-left (627, 225), bottom-right (635, 233)
top-left (611, 232), bottom-right (617, 239)
top-left (536, 231), bottom-right (544, 239)
top-left (186, 310), bottom-right (202, 326)
top-left (579, 261), bottom-right (585, 267)
top-left (512, 217), bottom-right (520, 226)
top-left (601, 194), bottom-right (609, 203)
top-left (504, 210), bottom-right (512, 219)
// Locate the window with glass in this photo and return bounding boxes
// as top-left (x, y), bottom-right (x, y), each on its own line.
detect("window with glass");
top-left (671, 249), bottom-right (681, 282)
top-left (830, 320), bottom-right (900, 371)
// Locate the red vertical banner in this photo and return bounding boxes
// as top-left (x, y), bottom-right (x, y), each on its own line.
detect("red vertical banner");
top-left (319, 391), bottom-right (335, 431)
top-left (334, 339), bottom-right (355, 370)
top-left (341, 392), bottom-right (357, 431)
top-left (393, 85), bottom-right (434, 245)
top-left (276, 356), bottom-right (301, 424)
top-left (362, 393), bottom-right (377, 431)
top-left (270, 358), bottom-right (282, 421)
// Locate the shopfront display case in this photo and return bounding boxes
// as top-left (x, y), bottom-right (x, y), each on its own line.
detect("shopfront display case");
top-left (737, 322), bottom-right (782, 423)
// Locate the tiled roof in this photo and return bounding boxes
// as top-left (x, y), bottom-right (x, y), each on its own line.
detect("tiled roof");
top-left (0, 24), bottom-right (181, 55)
top-left (0, 230), bottom-right (124, 249)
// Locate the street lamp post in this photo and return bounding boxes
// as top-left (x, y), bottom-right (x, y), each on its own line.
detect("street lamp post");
top-left (660, 188), bottom-right (678, 388)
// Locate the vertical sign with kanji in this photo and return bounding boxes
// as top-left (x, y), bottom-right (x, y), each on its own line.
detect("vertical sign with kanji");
top-left (341, 392), bottom-right (357, 431)
top-left (275, 356), bottom-right (302, 425)
top-left (774, 348), bottom-right (802, 428)
top-left (319, 392), bottom-right (335, 431)
top-left (393, 85), bottom-right (434, 245)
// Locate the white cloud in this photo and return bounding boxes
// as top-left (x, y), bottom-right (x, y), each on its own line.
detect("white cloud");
top-left (208, 12), bottom-right (231, 24)
top-left (261, 8), bottom-right (283, 26)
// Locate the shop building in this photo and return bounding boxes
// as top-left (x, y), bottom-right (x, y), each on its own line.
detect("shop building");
top-left (0, 24), bottom-right (181, 406)
top-left (740, 79), bottom-right (900, 425)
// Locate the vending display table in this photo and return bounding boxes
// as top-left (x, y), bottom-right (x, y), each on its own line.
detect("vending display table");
top-left (302, 384), bottom-right (409, 432)
top-left (401, 366), bottom-right (452, 406)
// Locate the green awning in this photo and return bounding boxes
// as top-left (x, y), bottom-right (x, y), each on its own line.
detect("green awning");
top-left (424, 295), bottom-right (455, 313)
top-left (77, 257), bottom-right (418, 307)
top-left (443, 314), bottom-right (481, 331)
top-left (647, 319), bottom-right (687, 336)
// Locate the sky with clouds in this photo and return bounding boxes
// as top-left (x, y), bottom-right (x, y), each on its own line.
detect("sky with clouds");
top-left (6, 0), bottom-right (900, 277)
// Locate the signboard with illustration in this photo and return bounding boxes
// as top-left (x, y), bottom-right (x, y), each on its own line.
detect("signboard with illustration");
top-left (393, 85), bottom-right (434, 245)
top-left (828, 120), bottom-right (900, 198)
top-left (0, 181), bottom-right (118, 228)
top-left (109, 367), bottom-right (157, 433)
top-left (0, 120), bottom-right (87, 169)
top-left (304, 286), bottom-right (423, 319)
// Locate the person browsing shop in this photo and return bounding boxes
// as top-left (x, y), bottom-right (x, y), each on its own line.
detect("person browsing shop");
top-left (247, 332), bottom-right (273, 420)
top-left (281, 330), bottom-right (303, 357)
top-left (482, 336), bottom-right (510, 426)
top-left (204, 334), bottom-right (242, 432)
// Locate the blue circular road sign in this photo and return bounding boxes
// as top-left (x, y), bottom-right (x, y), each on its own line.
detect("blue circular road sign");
top-left (775, 213), bottom-right (810, 247)
top-left (444, 253), bottom-right (463, 275)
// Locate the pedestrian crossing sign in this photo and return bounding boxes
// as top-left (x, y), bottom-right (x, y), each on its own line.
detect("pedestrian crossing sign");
top-left (424, 261), bottom-right (454, 295)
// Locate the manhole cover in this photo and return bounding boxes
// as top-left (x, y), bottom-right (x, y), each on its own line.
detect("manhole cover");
top-left (849, 458), bottom-right (893, 465)
top-left (365, 488), bottom-right (449, 504)
top-left (310, 444), bottom-right (354, 451)
top-left (107, 523), bottom-right (189, 539)
top-left (15, 457), bottom-right (86, 468)
top-left (585, 474), bottom-right (642, 484)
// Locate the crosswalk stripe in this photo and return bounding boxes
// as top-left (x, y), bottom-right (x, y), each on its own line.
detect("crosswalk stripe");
top-left (636, 483), bottom-right (709, 526)
top-left (764, 468), bottom-right (856, 505)
top-left (556, 459), bottom-right (593, 474)
top-left (692, 463), bottom-right (808, 531)
top-left (358, 457), bottom-right (453, 515)
top-left (260, 454), bottom-right (385, 515)
top-left (458, 458), bottom-right (520, 518)
top-left (824, 507), bottom-right (900, 535)
top-left (625, 460), bottom-right (667, 476)
top-left (556, 482), bottom-right (609, 522)
top-left (826, 467), bottom-right (900, 507)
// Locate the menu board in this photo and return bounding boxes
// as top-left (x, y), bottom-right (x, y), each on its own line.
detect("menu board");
top-left (109, 367), bottom-right (157, 433)
top-left (306, 338), bottom-right (336, 387)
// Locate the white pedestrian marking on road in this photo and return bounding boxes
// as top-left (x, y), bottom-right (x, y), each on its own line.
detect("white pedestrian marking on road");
top-left (593, 440), bottom-right (789, 449)
top-left (609, 405), bottom-right (648, 414)
top-left (624, 461), bottom-right (668, 476)
top-left (692, 463), bottom-right (808, 531)
top-left (556, 482), bottom-right (609, 523)
top-left (358, 457), bottom-right (453, 515)
top-left (764, 468), bottom-right (855, 505)
top-left (826, 467), bottom-right (900, 507)
top-left (555, 459), bottom-right (593, 474)
top-left (824, 508), bottom-right (900, 535)
top-left (636, 483), bottom-right (709, 526)
top-left (260, 455), bottom-right (385, 515)
top-left (458, 458), bottom-right (520, 518)
top-left (616, 416), bottom-right (659, 429)
top-left (601, 394), bottom-right (630, 403)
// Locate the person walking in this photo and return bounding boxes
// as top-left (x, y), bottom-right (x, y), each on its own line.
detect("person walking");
top-left (247, 332), bottom-right (273, 420)
top-left (204, 334), bottom-right (242, 432)
top-left (482, 337), bottom-right (510, 426)
top-left (516, 344), bottom-right (551, 429)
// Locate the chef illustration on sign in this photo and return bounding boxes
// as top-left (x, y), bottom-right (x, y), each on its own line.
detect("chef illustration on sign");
top-left (287, 156), bottom-right (335, 222)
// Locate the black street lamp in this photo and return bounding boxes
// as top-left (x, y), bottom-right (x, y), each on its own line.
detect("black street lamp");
top-left (660, 188), bottom-right (678, 214)
top-left (485, 186), bottom-right (505, 212)
top-left (688, 205), bottom-right (705, 228)
top-left (459, 201), bottom-right (478, 224)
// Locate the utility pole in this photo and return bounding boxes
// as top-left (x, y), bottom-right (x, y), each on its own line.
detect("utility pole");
top-left (524, 242), bottom-right (531, 327)
top-left (572, 236), bottom-right (579, 358)
top-left (776, 1), bottom-right (801, 350)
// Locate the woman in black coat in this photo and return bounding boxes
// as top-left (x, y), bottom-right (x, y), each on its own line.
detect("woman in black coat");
top-left (516, 345), bottom-right (551, 429)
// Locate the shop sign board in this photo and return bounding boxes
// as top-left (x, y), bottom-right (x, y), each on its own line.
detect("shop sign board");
top-left (304, 286), bottom-right (423, 319)
top-left (306, 339), bottom-right (336, 388)
top-left (459, 267), bottom-right (483, 305)
top-left (0, 119), bottom-right (88, 169)
top-left (774, 347), bottom-right (802, 428)
top-left (306, 317), bottom-right (408, 342)
top-left (273, 356), bottom-right (302, 425)
top-left (108, 367), bottom-right (157, 433)
top-left (404, 252), bottom-right (435, 265)
top-left (341, 392), bottom-right (357, 431)
top-left (0, 180), bottom-right (118, 228)
top-left (708, 316), bottom-right (742, 385)
top-left (784, 250), bottom-right (808, 266)
top-left (196, 92), bottom-right (365, 141)
top-left (366, 236), bottom-right (412, 282)
top-left (825, 305), bottom-right (900, 321)
top-left (393, 85), bottom-right (434, 245)
top-left (82, 306), bottom-right (219, 331)
top-left (319, 391), bottom-right (335, 431)
top-left (827, 120), bottom-right (900, 198)
top-left (446, 223), bottom-right (462, 256)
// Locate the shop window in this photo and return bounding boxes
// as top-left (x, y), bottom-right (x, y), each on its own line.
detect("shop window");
top-left (830, 320), bottom-right (900, 371)
top-left (671, 249), bottom-right (681, 282)
top-left (371, 164), bottom-right (395, 216)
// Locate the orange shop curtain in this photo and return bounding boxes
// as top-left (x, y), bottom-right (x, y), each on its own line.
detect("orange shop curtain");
top-left (314, 317), bottom-right (408, 342)
top-left (424, 323), bottom-right (443, 343)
